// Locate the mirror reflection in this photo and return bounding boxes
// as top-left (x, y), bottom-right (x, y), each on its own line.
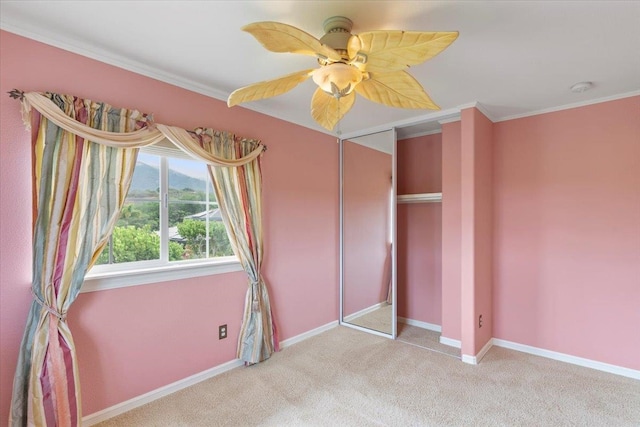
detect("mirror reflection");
top-left (341, 130), bottom-right (395, 336)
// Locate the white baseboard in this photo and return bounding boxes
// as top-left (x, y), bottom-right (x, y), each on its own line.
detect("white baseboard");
top-left (82, 358), bottom-right (244, 426)
top-left (439, 336), bottom-right (461, 349)
top-left (462, 338), bottom-right (493, 365)
top-left (492, 338), bottom-right (640, 380)
top-left (280, 320), bottom-right (339, 349)
top-left (397, 317), bottom-right (441, 332)
top-left (344, 302), bottom-right (386, 322)
top-left (83, 320), bottom-right (339, 425)
top-left (440, 335), bottom-right (639, 379)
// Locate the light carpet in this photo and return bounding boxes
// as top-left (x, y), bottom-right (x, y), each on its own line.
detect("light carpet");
top-left (347, 304), bottom-right (460, 358)
top-left (96, 326), bottom-right (640, 426)
top-left (396, 323), bottom-right (460, 358)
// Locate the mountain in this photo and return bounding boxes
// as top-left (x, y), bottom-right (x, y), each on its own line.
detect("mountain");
top-left (129, 162), bottom-right (208, 192)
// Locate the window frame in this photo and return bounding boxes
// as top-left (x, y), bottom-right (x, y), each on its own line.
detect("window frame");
top-left (82, 143), bottom-right (241, 293)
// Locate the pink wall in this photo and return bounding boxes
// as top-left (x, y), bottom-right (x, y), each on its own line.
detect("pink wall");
top-left (397, 134), bottom-right (442, 324)
top-left (0, 30), bottom-right (339, 420)
top-left (493, 96), bottom-right (640, 370)
top-left (397, 204), bottom-right (442, 324)
top-left (343, 141), bottom-right (391, 315)
top-left (460, 108), bottom-right (494, 356)
top-left (441, 121), bottom-right (462, 341)
top-left (397, 134), bottom-right (442, 194)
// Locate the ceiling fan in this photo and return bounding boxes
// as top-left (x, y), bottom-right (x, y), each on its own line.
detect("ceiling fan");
top-left (227, 16), bottom-right (458, 131)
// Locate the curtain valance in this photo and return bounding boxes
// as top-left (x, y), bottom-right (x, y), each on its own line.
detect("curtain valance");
top-left (19, 91), bottom-right (265, 166)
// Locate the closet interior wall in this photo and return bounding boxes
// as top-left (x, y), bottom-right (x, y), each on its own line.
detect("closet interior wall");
top-left (396, 133), bottom-right (443, 327)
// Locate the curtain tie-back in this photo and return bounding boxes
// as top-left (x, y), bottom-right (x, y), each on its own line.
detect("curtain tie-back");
top-left (31, 289), bottom-right (66, 321)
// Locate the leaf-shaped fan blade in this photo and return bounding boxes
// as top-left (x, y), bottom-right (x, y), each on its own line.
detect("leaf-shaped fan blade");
top-left (350, 31), bottom-right (458, 72)
top-left (310, 88), bottom-right (355, 130)
top-left (355, 71), bottom-right (439, 110)
top-left (347, 34), bottom-right (362, 61)
top-left (227, 69), bottom-right (314, 107)
top-left (243, 22), bottom-right (342, 61)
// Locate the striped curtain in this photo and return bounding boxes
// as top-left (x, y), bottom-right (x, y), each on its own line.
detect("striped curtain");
top-left (9, 94), bottom-right (144, 426)
top-left (195, 128), bottom-right (277, 364)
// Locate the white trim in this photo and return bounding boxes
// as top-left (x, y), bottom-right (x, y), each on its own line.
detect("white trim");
top-left (340, 108), bottom-right (461, 140)
top-left (82, 259), bottom-right (244, 292)
top-left (495, 90), bottom-right (640, 122)
top-left (438, 117), bottom-right (461, 125)
top-left (476, 339), bottom-right (493, 363)
top-left (462, 338), bottom-right (493, 365)
top-left (82, 358), bottom-right (244, 426)
top-left (457, 101), bottom-right (497, 122)
top-left (279, 320), bottom-right (339, 349)
top-left (343, 302), bottom-right (387, 323)
top-left (492, 338), bottom-right (640, 380)
top-left (439, 336), bottom-right (462, 348)
top-left (397, 317), bottom-right (441, 332)
top-left (461, 354), bottom-right (475, 364)
top-left (0, 23), bottom-right (231, 103)
top-left (83, 320), bottom-right (340, 425)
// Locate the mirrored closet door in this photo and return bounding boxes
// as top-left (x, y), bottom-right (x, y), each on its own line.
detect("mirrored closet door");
top-left (340, 129), bottom-right (396, 338)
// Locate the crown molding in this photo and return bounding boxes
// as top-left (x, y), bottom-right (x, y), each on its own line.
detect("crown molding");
top-left (457, 101), bottom-right (497, 122)
top-left (494, 90), bottom-right (640, 122)
top-left (340, 107), bottom-right (461, 140)
top-left (0, 22), bottom-right (232, 102)
top-left (438, 117), bottom-right (461, 125)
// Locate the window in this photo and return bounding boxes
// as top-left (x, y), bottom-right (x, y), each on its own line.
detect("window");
top-left (84, 146), bottom-right (241, 292)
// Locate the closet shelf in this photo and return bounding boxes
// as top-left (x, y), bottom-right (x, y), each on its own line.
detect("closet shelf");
top-left (397, 192), bottom-right (442, 204)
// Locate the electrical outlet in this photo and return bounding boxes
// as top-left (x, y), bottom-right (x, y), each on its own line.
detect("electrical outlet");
top-left (479, 314), bottom-right (483, 328)
top-left (219, 324), bottom-right (227, 340)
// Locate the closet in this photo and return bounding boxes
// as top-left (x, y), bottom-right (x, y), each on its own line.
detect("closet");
top-left (338, 119), bottom-right (461, 357)
top-left (340, 111), bottom-right (493, 362)
top-left (395, 126), bottom-right (459, 357)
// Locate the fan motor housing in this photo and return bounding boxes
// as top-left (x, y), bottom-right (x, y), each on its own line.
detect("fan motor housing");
top-left (319, 16), bottom-right (353, 56)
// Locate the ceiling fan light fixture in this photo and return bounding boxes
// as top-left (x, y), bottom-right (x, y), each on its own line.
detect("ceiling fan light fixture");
top-left (312, 63), bottom-right (363, 97)
top-left (228, 18), bottom-right (459, 130)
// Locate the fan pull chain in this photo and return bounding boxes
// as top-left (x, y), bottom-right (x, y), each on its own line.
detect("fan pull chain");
top-left (336, 99), bottom-right (342, 138)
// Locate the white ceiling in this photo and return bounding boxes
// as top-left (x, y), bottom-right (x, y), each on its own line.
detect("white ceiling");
top-left (1, 1), bottom-right (639, 139)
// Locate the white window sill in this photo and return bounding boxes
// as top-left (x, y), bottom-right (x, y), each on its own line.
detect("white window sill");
top-left (82, 257), bottom-right (243, 293)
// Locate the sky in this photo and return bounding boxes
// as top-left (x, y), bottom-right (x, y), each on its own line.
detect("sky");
top-left (139, 153), bottom-right (208, 179)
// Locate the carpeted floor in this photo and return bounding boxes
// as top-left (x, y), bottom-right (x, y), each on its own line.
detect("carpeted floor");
top-left (396, 323), bottom-right (460, 358)
top-left (346, 304), bottom-right (460, 358)
top-left (96, 326), bottom-right (640, 426)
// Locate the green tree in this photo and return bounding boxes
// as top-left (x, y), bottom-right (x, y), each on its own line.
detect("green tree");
top-left (117, 203), bottom-right (159, 231)
top-left (96, 225), bottom-right (185, 264)
top-left (169, 241), bottom-right (186, 261)
top-left (168, 188), bottom-right (208, 226)
top-left (177, 219), bottom-right (233, 258)
top-left (136, 202), bottom-right (160, 231)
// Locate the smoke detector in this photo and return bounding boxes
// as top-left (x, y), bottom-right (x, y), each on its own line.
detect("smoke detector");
top-left (570, 81), bottom-right (594, 93)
